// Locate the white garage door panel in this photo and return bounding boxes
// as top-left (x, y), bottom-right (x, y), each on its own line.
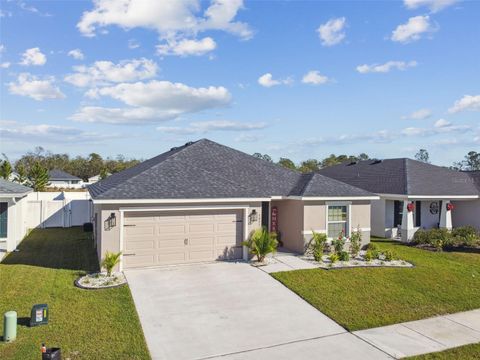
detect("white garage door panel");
top-left (123, 209), bottom-right (243, 268)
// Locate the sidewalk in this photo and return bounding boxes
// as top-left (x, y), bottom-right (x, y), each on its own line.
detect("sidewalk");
top-left (354, 309), bottom-right (480, 358)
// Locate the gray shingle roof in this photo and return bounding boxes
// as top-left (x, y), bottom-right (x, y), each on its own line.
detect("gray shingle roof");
top-left (88, 139), bottom-right (374, 200)
top-left (48, 169), bottom-right (81, 181)
top-left (0, 179), bottom-right (32, 195)
top-left (318, 158), bottom-right (480, 196)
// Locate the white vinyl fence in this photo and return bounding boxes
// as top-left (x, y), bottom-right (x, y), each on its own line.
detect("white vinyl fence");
top-left (26, 192), bottom-right (92, 229)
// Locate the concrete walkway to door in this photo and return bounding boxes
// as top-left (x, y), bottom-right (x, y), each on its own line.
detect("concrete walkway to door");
top-left (125, 262), bottom-right (391, 360)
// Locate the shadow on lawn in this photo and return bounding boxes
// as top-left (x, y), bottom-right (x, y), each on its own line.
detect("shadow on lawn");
top-left (1, 228), bottom-right (99, 272)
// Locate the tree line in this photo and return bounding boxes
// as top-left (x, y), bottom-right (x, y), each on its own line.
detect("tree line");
top-left (0, 147), bottom-right (478, 191)
top-left (0, 147), bottom-right (140, 191)
top-left (255, 149), bottom-right (480, 172)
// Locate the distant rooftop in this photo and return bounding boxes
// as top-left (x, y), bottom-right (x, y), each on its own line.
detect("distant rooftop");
top-left (0, 179), bottom-right (32, 195)
top-left (318, 158), bottom-right (480, 196)
top-left (49, 169), bottom-right (82, 181)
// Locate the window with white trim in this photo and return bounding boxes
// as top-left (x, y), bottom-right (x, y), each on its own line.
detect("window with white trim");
top-left (327, 205), bottom-right (348, 238)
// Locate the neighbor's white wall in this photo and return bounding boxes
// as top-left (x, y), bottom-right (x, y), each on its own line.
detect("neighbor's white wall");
top-left (451, 200), bottom-right (480, 230)
top-left (25, 192), bottom-right (91, 229)
top-left (1, 196), bottom-right (30, 251)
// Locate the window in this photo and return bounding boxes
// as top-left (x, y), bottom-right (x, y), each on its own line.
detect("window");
top-left (415, 201), bottom-right (421, 227)
top-left (327, 205), bottom-right (348, 238)
top-left (394, 200), bottom-right (403, 227)
top-left (0, 202), bottom-right (7, 238)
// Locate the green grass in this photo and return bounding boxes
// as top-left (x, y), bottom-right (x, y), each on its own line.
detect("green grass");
top-left (272, 239), bottom-right (480, 331)
top-left (0, 228), bottom-right (150, 360)
top-left (406, 343), bottom-right (480, 359)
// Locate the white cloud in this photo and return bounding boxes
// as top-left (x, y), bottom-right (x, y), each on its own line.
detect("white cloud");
top-left (258, 73), bottom-right (292, 88)
top-left (434, 118), bottom-right (450, 128)
top-left (302, 70), bottom-right (329, 85)
top-left (8, 73), bottom-right (65, 101)
top-left (235, 133), bottom-right (260, 142)
top-left (157, 120), bottom-right (267, 134)
top-left (157, 37), bottom-right (216, 56)
top-left (356, 60), bottom-right (417, 73)
top-left (0, 121), bottom-right (120, 144)
top-left (448, 95), bottom-right (480, 113)
top-left (404, 0), bottom-right (458, 12)
top-left (19, 47), bottom-right (47, 66)
top-left (0, 62), bottom-right (10, 69)
top-left (402, 108), bottom-right (432, 120)
top-left (317, 17), bottom-right (346, 46)
top-left (128, 39), bottom-right (140, 49)
top-left (391, 15), bottom-right (435, 43)
top-left (71, 80), bottom-right (232, 124)
top-left (77, 0), bottom-right (251, 56)
top-left (64, 58), bottom-right (158, 87)
top-left (68, 48), bottom-right (85, 60)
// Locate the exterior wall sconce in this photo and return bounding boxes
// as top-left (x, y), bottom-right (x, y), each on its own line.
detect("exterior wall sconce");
top-left (104, 212), bottom-right (117, 231)
top-left (248, 209), bottom-right (258, 225)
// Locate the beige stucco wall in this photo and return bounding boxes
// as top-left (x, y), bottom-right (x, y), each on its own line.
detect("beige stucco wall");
top-left (451, 199), bottom-right (480, 230)
top-left (271, 199), bottom-right (372, 254)
top-left (272, 199), bottom-right (304, 253)
top-left (93, 201), bottom-right (263, 266)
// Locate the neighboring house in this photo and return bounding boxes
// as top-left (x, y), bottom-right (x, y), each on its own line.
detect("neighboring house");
top-left (0, 179), bottom-right (32, 252)
top-left (48, 169), bottom-right (83, 189)
top-left (88, 139), bottom-right (378, 270)
top-left (87, 173), bottom-right (110, 184)
top-left (319, 159), bottom-right (480, 241)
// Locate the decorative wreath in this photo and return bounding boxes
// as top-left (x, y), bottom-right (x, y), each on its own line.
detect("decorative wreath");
top-left (446, 203), bottom-right (454, 211)
top-left (407, 202), bottom-right (415, 212)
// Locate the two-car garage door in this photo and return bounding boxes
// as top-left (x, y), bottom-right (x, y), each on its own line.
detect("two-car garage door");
top-left (123, 209), bottom-right (244, 269)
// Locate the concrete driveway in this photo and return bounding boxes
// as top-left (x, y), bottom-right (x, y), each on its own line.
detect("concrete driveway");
top-left (126, 262), bottom-right (390, 360)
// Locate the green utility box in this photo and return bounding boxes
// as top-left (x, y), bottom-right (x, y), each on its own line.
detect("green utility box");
top-left (3, 311), bottom-right (17, 342)
top-left (30, 304), bottom-right (48, 327)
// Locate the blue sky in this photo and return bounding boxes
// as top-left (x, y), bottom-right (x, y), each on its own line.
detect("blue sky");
top-left (0, 0), bottom-right (478, 166)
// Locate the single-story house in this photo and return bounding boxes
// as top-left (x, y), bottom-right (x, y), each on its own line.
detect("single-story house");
top-left (48, 169), bottom-right (83, 189)
top-left (88, 139), bottom-right (378, 270)
top-left (318, 158), bottom-right (480, 241)
top-left (0, 179), bottom-right (32, 252)
top-left (88, 174), bottom-right (107, 184)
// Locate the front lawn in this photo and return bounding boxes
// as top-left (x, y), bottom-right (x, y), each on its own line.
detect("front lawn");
top-left (0, 228), bottom-right (150, 360)
top-left (406, 343), bottom-right (480, 360)
top-left (272, 239), bottom-right (480, 331)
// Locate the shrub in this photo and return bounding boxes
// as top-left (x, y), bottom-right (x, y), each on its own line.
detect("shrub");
top-left (332, 233), bottom-right (346, 254)
top-left (349, 228), bottom-right (362, 258)
top-left (338, 251), bottom-right (350, 261)
top-left (366, 243), bottom-right (378, 251)
top-left (101, 251), bottom-right (122, 277)
top-left (364, 250), bottom-right (374, 262)
top-left (242, 228), bottom-right (278, 262)
top-left (305, 231), bottom-right (327, 262)
top-left (329, 253), bottom-right (339, 263)
top-left (412, 229), bottom-right (429, 245)
top-left (383, 249), bottom-right (397, 262)
top-left (452, 226), bottom-right (478, 239)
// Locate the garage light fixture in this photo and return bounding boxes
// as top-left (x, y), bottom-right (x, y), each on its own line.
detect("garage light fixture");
top-left (249, 209), bottom-right (258, 224)
top-left (104, 212), bottom-right (116, 231)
